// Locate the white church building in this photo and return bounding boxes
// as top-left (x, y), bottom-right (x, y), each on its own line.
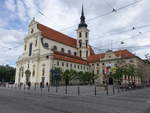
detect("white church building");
top-left (15, 7), bottom-right (146, 86)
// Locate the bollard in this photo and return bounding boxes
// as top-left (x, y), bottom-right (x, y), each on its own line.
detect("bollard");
top-left (113, 85), bottom-right (115, 95)
top-left (24, 84), bottom-right (26, 90)
top-left (56, 85), bottom-right (58, 93)
top-left (94, 86), bottom-right (97, 96)
top-left (121, 88), bottom-right (123, 92)
top-left (34, 83), bottom-right (36, 91)
top-left (48, 85), bottom-right (50, 92)
top-left (40, 87), bottom-right (42, 96)
top-left (77, 85), bottom-right (80, 96)
top-left (118, 87), bottom-right (120, 93)
top-left (106, 86), bottom-right (108, 95)
top-left (65, 85), bottom-right (67, 94)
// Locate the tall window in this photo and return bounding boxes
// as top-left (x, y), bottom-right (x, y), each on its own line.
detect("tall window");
top-left (74, 52), bottom-right (77, 56)
top-left (35, 39), bottom-right (37, 47)
top-left (42, 68), bottom-right (45, 76)
top-left (68, 50), bottom-right (71, 55)
top-left (79, 40), bottom-right (82, 47)
top-left (29, 43), bottom-right (32, 56)
top-left (86, 50), bottom-right (88, 57)
top-left (79, 32), bottom-right (82, 37)
top-left (86, 40), bottom-right (88, 47)
top-left (74, 64), bottom-right (76, 68)
top-left (32, 65), bottom-right (35, 76)
top-left (24, 44), bottom-right (26, 50)
top-left (53, 45), bottom-right (57, 51)
top-left (80, 50), bottom-right (82, 57)
top-left (61, 48), bottom-right (64, 53)
top-left (21, 67), bottom-right (24, 77)
top-left (66, 63), bottom-right (68, 67)
top-left (70, 64), bottom-right (72, 68)
top-left (86, 32), bottom-right (88, 38)
top-left (31, 29), bottom-right (34, 33)
top-left (57, 61), bottom-right (59, 66)
top-left (62, 62), bottom-right (64, 66)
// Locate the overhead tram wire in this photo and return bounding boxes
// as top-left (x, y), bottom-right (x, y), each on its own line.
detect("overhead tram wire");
top-left (0, 0), bottom-right (144, 52)
top-left (91, 21), bottom-right (150, 41)
top-left (91, 44), bottom-right (150, 52)
top-left (103, 0), bottom-right (142, 35)
top-left (60, 0), bottom-right (143, 31)
top-left (94, 29), bottom-right (150, 51)
top-left (24, 0), bottom-right (60, 27)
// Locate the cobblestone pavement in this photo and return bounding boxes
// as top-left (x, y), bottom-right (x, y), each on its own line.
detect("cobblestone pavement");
top-left (0, 86), bottom-right (150, 113)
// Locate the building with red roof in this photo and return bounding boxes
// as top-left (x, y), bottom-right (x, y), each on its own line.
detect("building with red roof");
top-left (15, 7), bottom-right (150, 86)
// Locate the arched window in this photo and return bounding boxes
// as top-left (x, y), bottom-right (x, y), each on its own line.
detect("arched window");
top-left (80, 50), bottom-right (82, 57)
top-left (42, 64), bottom-right (45, 76)
top-left (24, 44), bottom-right (26, 50)
top-left (32, 65), bottom-right (35, 76)
top-left (62, 62), bottom-right (64, 66)
top-left (57, 61), bottom-right (59, 66)
top-left (86, 32), bottom-right (88, 38)
top-left (79, 32), bottom-right (82, 37)
top-left (79, 40), bottom-right (82, 48)
top-left (86, 40), bottom-right (88, 47)
top-left (53, 45), bottom-right (57, 51)
top-left (31, 28), bottom-right (34, 33)
top-left (86, 50), bottom-right (88, 57)
top-left (21, 67), bottom-right (24, 77)
top-left (42, 68), bottom-right (45, 76)
top-left (35, 39), bottom-right (37, 47)
top-left (61, 48), bottom-right (65, 53)
top-left (68, 50), bottom-right (71, 55)
top-left (29, 43), bottom-right (32, 56)
top-left (74, 52), bottom-right (77, 56)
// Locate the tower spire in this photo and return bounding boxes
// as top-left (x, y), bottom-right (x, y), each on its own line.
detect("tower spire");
top-left (78, 4), bottom-right (87, 28)
top-left (81, 4), bottom-right (85, 22)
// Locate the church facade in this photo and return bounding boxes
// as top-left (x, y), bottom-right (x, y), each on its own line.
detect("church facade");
top-left (15, 7), bottom-right (150, 86)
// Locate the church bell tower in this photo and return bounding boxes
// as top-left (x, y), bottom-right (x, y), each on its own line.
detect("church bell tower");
top-left (77, 5), bottom-right (90, 60)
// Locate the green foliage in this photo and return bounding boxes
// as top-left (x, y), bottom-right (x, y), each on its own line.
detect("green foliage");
top-left (77, 71), bottom-right (97, 84)
top-left (112, 66), bottom-right (124, 80)
top-left (61, 69), bottom-right (98, 85)
top-left (112, 64), bottom-right (142, 82)
top-left (0, 65), bottom-right (15, 82)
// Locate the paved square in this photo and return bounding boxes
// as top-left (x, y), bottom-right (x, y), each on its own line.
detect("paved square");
top-left (0, 86), bottom-right (150, 113)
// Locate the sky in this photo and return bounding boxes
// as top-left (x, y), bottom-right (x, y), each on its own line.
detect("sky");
top-left (0, 0), bottom-right (150, 67)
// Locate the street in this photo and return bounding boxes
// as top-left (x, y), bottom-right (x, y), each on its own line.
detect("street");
top-left (0, 87), bottom-right (150, 113)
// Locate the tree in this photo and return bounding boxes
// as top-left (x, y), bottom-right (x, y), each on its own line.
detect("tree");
top-left (77, 71), bottom-right (98, 84)
top-left (62, 70), bottom-right (72, 85)
top-left (0, 65), bottom-right (15, 82)
top-left (112, 66), bottom-right (124, 82)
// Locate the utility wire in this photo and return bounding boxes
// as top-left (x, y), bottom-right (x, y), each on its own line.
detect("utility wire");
top-left (92, 29), bottom-right (150, 52)
top-left (60, 0), bottom-right (143, 31)
top-left (24, 0), bottom-right (60, 27)
top-left (92, 44), bottom-right (150, 51)
top-left (0, 0), bottom-right (145, 51)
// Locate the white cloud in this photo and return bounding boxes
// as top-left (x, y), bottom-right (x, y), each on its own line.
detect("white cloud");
top-left (0, 28), bottom-right (25, 66)
top-left (16, 0), bottom-right (27, 22)
top-left (5, 0), bottom-right (16, 12)
top-left (1, 0), bottom-right (150, 66)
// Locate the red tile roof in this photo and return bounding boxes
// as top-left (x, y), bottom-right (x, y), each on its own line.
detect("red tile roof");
top-left (88, 53), bottom-right (105, 63)
top-left (37, 23), bottom-right (95, 55)
top-left (88, 50), bottom-right (135, 63)
top-left (114, 50), bottom-right (135, 58)
top-left (37, 23), bottom-right (77, 48)
top-left (53, 51), bottom-right (88, 65)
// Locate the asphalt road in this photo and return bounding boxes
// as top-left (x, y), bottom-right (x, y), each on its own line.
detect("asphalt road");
top-left (0, 87), bottom-right (150, 113)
